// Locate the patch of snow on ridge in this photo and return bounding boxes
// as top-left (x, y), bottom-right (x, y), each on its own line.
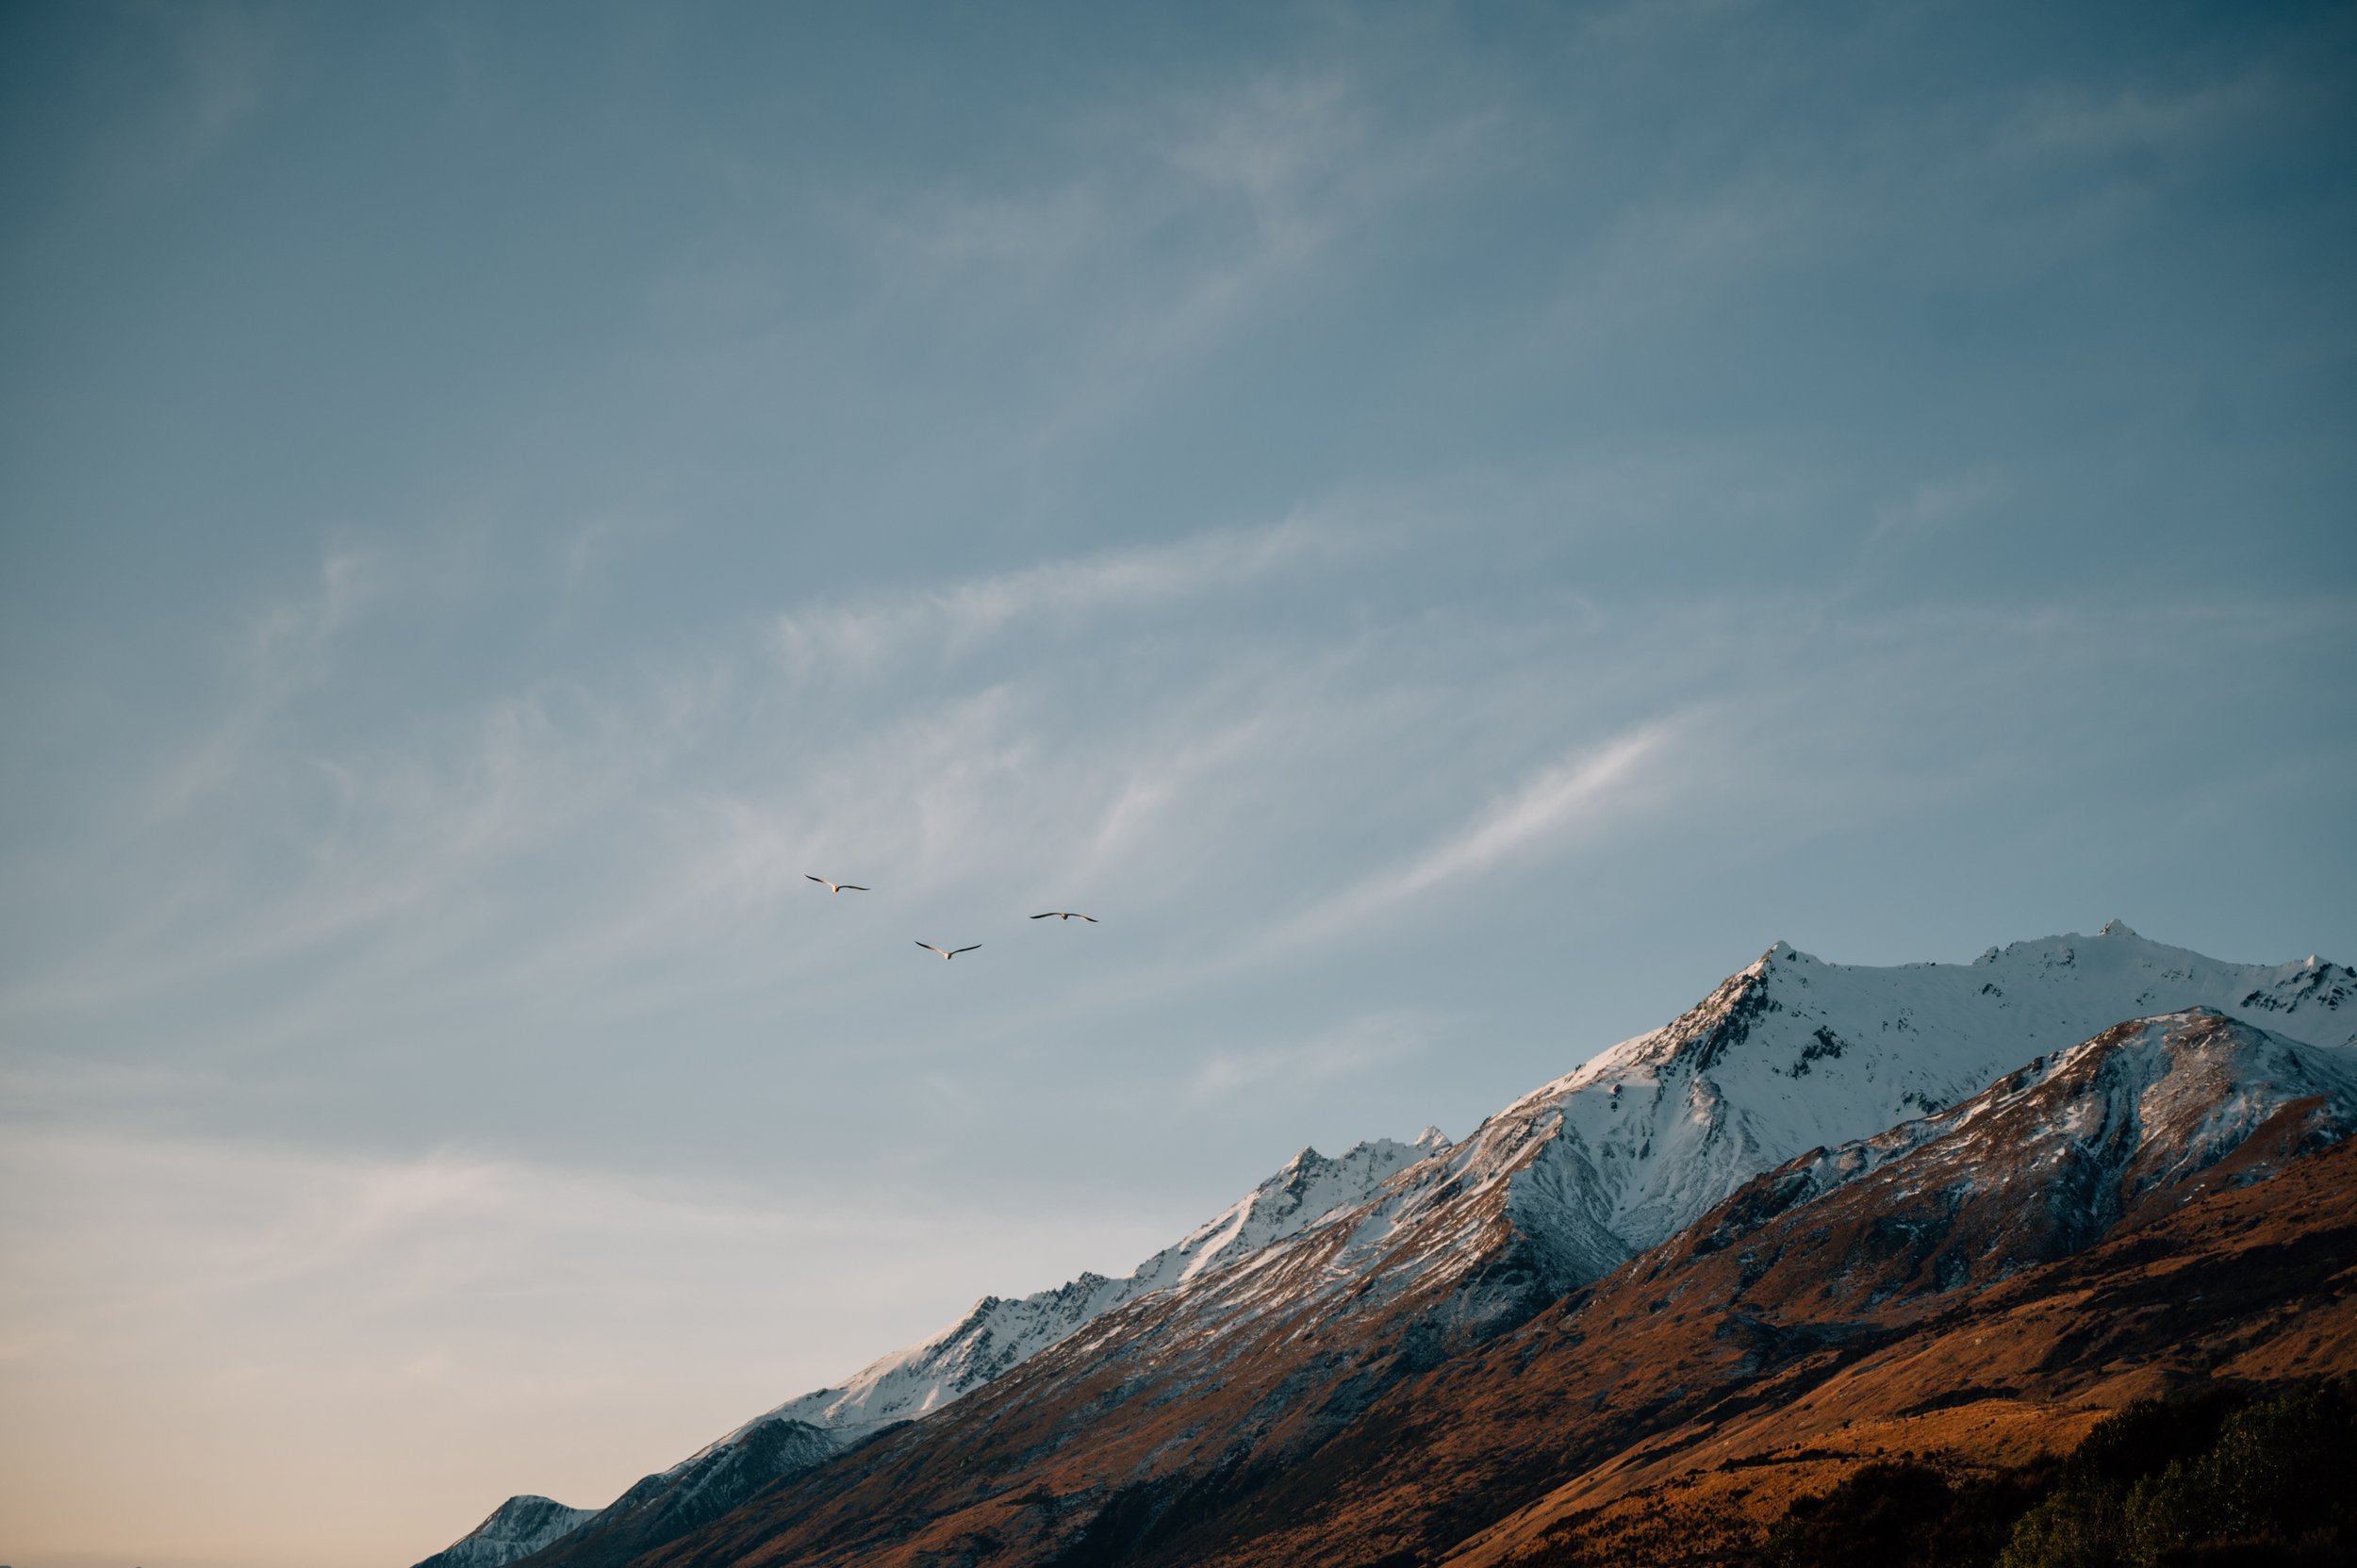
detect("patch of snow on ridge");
top-left (719, 1130), bottom-right (1445, 1451)
top-left (1736, 1008), bottom-right (2357, 1246)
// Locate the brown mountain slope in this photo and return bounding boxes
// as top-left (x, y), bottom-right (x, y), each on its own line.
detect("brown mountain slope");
top-left (585, 1013), bottom-right (2357, 1568)
top-left (1446, 1115), bottom-right (2357, 1565)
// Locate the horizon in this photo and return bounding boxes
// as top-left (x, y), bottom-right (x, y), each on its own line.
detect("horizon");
top-left (3, 3), bottom-right (2354, 1565)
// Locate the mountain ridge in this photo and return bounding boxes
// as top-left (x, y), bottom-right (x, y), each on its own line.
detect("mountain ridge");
top-left (597, 1006), bottom-right (2353, 1567)
top-left (415, 924), bottom-right (2354, 1568)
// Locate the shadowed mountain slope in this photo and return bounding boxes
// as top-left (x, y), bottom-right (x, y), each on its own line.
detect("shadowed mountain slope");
top-left (413, 1496), bottom-right (599, 1568)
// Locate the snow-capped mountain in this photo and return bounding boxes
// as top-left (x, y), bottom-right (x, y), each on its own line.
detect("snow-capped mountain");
top-left (1534, 921), bottom-right (2353, 1257)
top-left (522, 988), bottom-right (2357, 1568)
top-left (430, 922), bottom-right (2352, 1568)
top-left (411, 1496), bottom-right (597, 1568)
top-left (1026, 922), bottom-right (2357, 1349)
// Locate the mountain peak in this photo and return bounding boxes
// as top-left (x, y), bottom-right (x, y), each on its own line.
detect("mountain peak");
top-left (2098, 917), bottom-right (2139, 937)
top-left (408, 1494), bottom-right (594, 1568)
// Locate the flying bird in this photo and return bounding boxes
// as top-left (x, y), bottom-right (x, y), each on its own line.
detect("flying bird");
top-left (916, 942), bottom-right (982, 960)
top-left (1030, 912), bottom-right (1097, 922)
top-left (806, 876), bottom-right (869, 893)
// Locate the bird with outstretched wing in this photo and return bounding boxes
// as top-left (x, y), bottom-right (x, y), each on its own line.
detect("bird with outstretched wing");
top-left (915, 942), bottom-right (982, 960)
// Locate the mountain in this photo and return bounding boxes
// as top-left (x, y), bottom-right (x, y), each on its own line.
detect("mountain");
top-left (418, 923), bottom-right (2353, 1568)
top-left (752, 1126), bottom-right (1450, 1444)
top-left (585, 1007), bottom-right (2357, 1568)
top-left (411, 1496), bottom-right (598, 1568)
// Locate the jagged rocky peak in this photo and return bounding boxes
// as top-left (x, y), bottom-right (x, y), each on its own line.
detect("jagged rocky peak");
top-left (1687, 1006), bottom-right (2357, 1298)
top-left (409, 1494), bottom-right (594, 1568)
top-left (1234, 924), bottom-right (2357, 1322)
top-left (1624, 920), bottom-right (2352, 1088)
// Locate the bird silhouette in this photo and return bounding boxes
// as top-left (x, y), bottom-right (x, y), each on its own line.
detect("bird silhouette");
top-left (806, 876), bottom-right (869, 893)
top-left (1030, 912), bottom-right (1097, 922)
top-left (915, 942), bottom-right (982, 960)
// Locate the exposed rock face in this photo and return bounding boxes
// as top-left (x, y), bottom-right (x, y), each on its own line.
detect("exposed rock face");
top-left (409, 1494), bottom-right (595, 1568)
top-left (1683, 1007), bottom-right (2357, 1297)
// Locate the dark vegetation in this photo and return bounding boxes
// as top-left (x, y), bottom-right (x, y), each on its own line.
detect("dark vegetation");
top-left (1757, 1456), bottom-right (2054, 1568)
top-left (1514, 1381), bottom-right (2356, 1567)
top-left (1751, 1382), bottom-right (2357, 1568)
top-left (1997, 1382), bottom-right (2357, 1568)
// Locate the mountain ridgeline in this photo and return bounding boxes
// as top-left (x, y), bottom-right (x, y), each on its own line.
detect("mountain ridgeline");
top-left (415, 924), bottom-right (2357, 1568)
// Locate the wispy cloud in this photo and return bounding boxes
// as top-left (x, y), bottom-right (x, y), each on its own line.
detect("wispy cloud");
top-left (1999, 70), bottom-right (2283, 163)
top-left (149, 550), bottom-right (383, 817)
top-left (1385, 721), bottom-right (1684, 900)
top-left (1263, 718), bottom-right (1696, 953)
top-left (822, 67), bottom-right (1495, 455)
top-left (1190, 1010), bottom-right (1440, 1101)
top-left (770, 513), bottom-right (1341, 679)
top-left (4, 513), bottom-right (1393, 1044)
top-left (1867, 471), bottom-right (2009, 548)
top-left (174, 6), bottom-right (280, 157)
top-left (1165, 74), bottom-right (1365, 263)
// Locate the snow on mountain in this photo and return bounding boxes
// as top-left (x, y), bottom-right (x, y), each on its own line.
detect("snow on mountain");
top-left (738, 1126), bottom-right (1447, 1447)
top-left (508, 1415), bottom-right (841, 1568)
top-left (1492, 921), bottom-right (2350, 1249)
top-left (1688, 1006), bottom-right (2357, 1293)
top-left (1046, 925), bottom-right (2357, 1342)
top-left (409, 1494), bottom-right (595, 1568)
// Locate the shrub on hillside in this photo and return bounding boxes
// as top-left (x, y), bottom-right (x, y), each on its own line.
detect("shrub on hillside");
top-left (1997, 1385), bottom-right (2354, 1568)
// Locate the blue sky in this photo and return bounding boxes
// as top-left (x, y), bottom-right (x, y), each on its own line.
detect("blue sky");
top-left (3, 3), bottom-right (2354, 1564)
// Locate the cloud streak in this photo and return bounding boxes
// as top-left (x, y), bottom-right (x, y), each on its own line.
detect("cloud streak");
top-left (1261, 717), bottom-right (1696, 955)
top-left (1189, 1010), bottom-right (1439, 1101)
top-left (770, 513), bottom-right (1342, 679)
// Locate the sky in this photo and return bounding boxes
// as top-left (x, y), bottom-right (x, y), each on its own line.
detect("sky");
top-left (1, 2), bottom-right (2353, 1564)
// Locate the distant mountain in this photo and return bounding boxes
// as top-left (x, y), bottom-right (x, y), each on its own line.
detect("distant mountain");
top-left (410, 1496), bottom-right (596, 1568)
top-left (414, 924), bottom-right (2355, 1568)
